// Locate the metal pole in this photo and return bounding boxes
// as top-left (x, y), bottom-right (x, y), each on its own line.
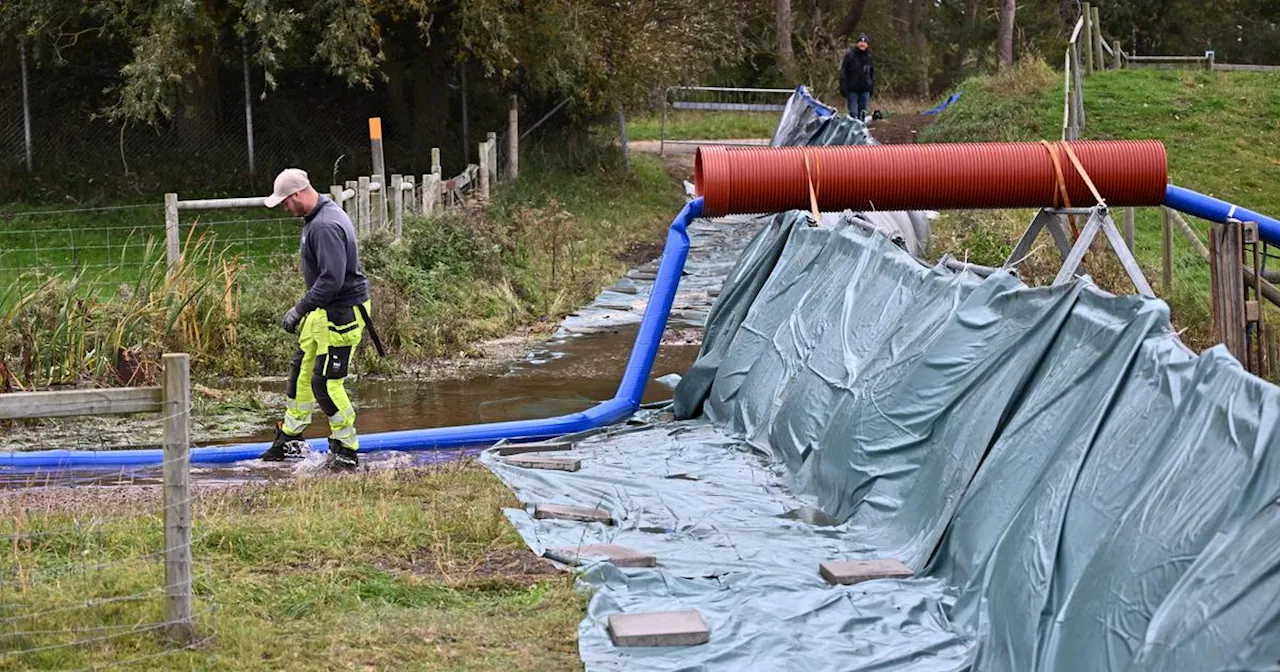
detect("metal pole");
top-left (243, 42), bottom-right (255, 178)
top-left (20, 42), bottom-right (33, 172)
top-left (519, 97), bottom-right (571, 141)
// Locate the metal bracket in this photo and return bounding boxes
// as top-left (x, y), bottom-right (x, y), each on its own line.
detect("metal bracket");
top-left (1006, 206), bottom-right (1155, 297)
top-left (1052, 206), bottom-right (1155, 297)
top-left (1004, 208), bottom-right (1075, 267)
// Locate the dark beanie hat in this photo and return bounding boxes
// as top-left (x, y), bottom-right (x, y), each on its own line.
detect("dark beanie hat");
top-left (857, 33), bottom-right (869, 43)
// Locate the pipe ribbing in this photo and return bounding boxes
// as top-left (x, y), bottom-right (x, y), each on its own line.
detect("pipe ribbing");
top-left (694, 140), bottom-right (1168, 217)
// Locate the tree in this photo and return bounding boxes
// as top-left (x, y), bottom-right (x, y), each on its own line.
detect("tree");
top-left (834, 0), bottom-right (871, 39)
top-left (998, 0), bottom-right (1015, 66)
top-left (458, 0), bottom-right (750, 113)
top-left (777, 0), bottom-right (796, 83)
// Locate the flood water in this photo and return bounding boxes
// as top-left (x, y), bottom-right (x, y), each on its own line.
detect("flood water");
top-left (1, 327), bottom-right (701, 488)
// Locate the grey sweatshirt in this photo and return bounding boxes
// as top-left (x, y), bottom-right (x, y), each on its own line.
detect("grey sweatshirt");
top-left (292, 196), bottom-right (368, 316)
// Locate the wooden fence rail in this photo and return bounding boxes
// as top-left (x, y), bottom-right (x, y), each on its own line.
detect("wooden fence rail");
top-left (0, 353), bottom-right (194, 642)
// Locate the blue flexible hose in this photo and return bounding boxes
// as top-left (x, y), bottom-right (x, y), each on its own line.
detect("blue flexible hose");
top-left (1165, 185), bottom-right (1280, 246)
top-left (0, 198), bottom-right (705, 470)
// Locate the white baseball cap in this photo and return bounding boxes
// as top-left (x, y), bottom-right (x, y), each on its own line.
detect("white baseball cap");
top-left (264, 168), bottom-right (311, 208)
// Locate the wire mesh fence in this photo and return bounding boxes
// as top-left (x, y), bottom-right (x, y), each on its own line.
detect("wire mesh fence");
top-left (0, 203), bottom-right (299, 299)
top-left (0, 40), bottom-right (518, 307)
top-left (0, 359), bottom-right (208, 670)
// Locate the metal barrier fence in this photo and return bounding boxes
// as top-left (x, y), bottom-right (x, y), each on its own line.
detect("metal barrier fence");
top-left (659, 86), bottom-right (793, 155)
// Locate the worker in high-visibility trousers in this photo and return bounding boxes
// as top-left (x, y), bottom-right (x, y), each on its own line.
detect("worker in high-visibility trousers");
top-left (257, 168), bottom-right (385, 470)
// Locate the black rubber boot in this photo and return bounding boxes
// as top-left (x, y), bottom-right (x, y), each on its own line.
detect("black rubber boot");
top-left (323, 439), bottom-right (358, 472)
top-left (258, 423), bottom-right (308, 461)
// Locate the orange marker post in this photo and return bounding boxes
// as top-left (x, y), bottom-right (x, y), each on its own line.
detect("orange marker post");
top-left (369, 117), bottom-right (388, 229)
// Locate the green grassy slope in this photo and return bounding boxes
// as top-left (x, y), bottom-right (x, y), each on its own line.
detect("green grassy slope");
top-left (923, 62), bottom-right (1280, 351)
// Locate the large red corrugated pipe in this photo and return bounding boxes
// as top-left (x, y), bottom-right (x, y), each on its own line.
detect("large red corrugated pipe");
top-left (693, 140), bottom-right (1167, 217)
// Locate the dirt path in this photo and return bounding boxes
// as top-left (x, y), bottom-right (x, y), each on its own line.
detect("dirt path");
top-left (868, 113), bottom-right (935, 144)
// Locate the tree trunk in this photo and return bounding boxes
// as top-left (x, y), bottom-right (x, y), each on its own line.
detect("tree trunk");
top-left (411, 49), bottom-right (450, 166)
top-left (894, 0), bottom-right (912, 42)
top-left (383, 55), bottom-right (412, 154)
top-left (177, 0), bottom-right (220, 145)
top-left (998, 0), bottom-right (1016, 66)
top-left (834, 0), bottom-right (870, 39)
top-left (617, 102), bottom-right (631, 172)
top-left (910, 0), bottom-right (931, 97)
top-left (777, 0), bottom-right (795, 82)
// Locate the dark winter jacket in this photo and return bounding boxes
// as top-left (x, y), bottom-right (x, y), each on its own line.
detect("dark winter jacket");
top-left (292, 196), bottom-right (368, 316)
top-left (839, 48), bottom-right (874, 95)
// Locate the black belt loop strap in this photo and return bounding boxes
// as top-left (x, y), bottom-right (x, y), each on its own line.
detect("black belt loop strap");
top-left (355, 303), bottom-right (387, 357)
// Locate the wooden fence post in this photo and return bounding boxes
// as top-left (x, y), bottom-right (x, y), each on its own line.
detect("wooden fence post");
top-left (486, 132), bottom-right (498, 183)
top-left (357, 176), bottom-right (371, 235)
top-left (391, 174), bottom-right (404, 241)
top-left (1210, 220), bottom-right (1248, 359)
top-left (370, 175), bottom-right (385, 231)
top-left (478, 142), bottom-right (490, 202)
top-left (1083, 3), bottom-right (1095, 75)
top-left (508, 95), bottom-right (519, 180)
top-left (1091, 6), bottom-right (1104, 75)
top-left (1161, 206), bottom-right (1173, 293)
top-left (1124, 207), bottom-right (1135, 252)
top-left (422, 173), bottom-right (440, 215)
top-left (164, 193), bottom-right (180, 271)
top-left (344, 180), bottom-right (357, 217)
top-left (403, 175), bottom-right (416, 216)
top-left (1112, 40), bottom-right (1123, 70)
top-left (162, 353), bottom-right (193, 644)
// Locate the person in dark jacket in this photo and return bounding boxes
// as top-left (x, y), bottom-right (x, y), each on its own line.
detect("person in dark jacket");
top-left (258, 168), bottom-right (372, 471)
top-left (839, 33), bottom-right (875, 121)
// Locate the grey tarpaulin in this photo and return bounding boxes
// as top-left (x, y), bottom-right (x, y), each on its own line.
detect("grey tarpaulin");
top-left (768, 88), bottom-right (931, 254)
top-left (483, 216), bottom-right (1280, 670)
top-left (481, 89), bottom-right (1280, 668)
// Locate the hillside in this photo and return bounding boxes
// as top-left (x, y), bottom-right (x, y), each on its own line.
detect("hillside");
top-left (922, 62), bottom-right (1280, 351)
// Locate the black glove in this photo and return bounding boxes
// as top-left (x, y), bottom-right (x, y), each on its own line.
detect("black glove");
top-left (281, 306), bottom-right (303, 333)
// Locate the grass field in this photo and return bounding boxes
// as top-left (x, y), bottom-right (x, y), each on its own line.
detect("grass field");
top-left (922, 61), bottom-right (1280, 351)
top-left (0, 142), bottom-right (685, 386)
top-left (0, 464), bottom-right (584, 671)
top-left (624, 110), bottom-right (781, 142)
top-left (0, 204), bottom-right (300, 291)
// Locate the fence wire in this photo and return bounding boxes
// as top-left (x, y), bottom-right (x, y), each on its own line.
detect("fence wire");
top-left (0, 399), bottom-right (215, 670)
